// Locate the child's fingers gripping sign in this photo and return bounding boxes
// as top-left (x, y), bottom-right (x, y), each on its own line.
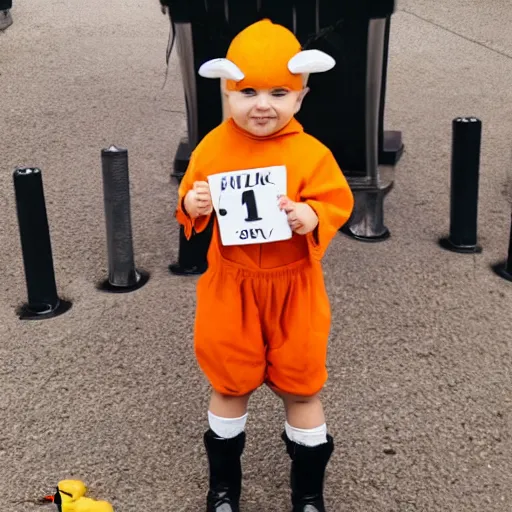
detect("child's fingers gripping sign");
top-left (279, 196), bottom-right (302, 231)
top-left (193, 181), bottom-right (213, 216)
top-left (278, 195), bottom-right (293, 212)
top-left (278, 196), bottom-right (317, 234)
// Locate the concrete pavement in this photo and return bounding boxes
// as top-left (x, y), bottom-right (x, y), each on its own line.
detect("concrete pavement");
top-left (0, 1), bottom-right (511, 511)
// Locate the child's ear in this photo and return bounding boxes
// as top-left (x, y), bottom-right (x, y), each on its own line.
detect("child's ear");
top-left (220, 78), bottom-right (231, 120)
top-left (294, 87), bottom-right (310, 114)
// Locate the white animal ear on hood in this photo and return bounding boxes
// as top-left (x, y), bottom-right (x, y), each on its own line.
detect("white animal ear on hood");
top-left (198, 58), bottom-right (245, 81)
top-left (288, 50), bottom-right (336, 74)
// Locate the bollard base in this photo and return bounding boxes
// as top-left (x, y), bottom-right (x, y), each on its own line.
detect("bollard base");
top-left (491, 262), bottom-right (512, 282)
top-left (168, 262), bottom-right (207, 276)
top-left (340, 174), bottom-right (393, 242)
top-left (379, 130), bottom-right (404, 166)
top-left (98, 269), bottom-right (150, 293)
top-left (438, 237), bottom-right (482, 254)
top-left (17, 299), bottom-right (72, 321)
top-left (341, 224), bottom-right (390, 242)
top-left (168, 221), bottom-right (213, 277)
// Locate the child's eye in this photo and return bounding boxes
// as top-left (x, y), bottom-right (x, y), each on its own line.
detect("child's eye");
top-left (272, 89), bottom-right (289, 97)
top-left (240, 88), bottom-right (256, 96)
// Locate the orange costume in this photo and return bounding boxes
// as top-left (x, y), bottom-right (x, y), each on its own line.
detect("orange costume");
top-left (175, 20), bottom-right (354, 399)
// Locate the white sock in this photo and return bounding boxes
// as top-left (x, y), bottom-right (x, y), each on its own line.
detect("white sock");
top-left (208, 411), bottom-right (248, 439)
top-left (285, 422), bottom-right (328, 447)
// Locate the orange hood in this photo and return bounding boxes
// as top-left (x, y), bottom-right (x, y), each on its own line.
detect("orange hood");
top-left (198, 19), bottom-right (336, 91)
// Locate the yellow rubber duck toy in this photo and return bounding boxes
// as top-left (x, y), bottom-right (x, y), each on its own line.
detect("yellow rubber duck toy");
top-left (44, 480), bottom-right (114, 512)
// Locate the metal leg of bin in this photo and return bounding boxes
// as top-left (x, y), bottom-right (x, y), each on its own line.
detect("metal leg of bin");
top-left (342, 18), bottom-right (392, 242)
top-left (380, 17), bottom-right (404, 166)
top-left (169, 22), bottom-right (213, 276)
top-left (171, 22), bottom-right (199, 182)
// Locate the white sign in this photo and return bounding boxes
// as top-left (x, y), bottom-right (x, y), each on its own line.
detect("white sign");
top-left (208, 166), bottom-right (292, 246)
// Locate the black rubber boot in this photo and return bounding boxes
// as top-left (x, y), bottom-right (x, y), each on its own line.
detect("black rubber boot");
top-left (282, 431), bottom-right (334, 512)
top-left (204, 429), bottom-right (245, 512)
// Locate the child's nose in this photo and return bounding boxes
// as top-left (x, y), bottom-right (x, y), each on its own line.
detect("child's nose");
top-left (255, 94), bottom-right (270, 109)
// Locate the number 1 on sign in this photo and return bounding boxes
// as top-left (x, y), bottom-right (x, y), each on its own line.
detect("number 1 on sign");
top-left (241, 190), bottom-right (262, 222)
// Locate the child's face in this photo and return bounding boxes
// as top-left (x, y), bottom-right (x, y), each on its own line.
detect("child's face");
top-left (226, 86), bottom-right (308, 137)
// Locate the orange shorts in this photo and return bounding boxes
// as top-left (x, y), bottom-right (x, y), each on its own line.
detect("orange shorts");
top-left (193, 258), bottom-right (331, 397)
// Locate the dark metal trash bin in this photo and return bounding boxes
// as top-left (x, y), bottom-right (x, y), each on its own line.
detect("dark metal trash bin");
top-left (164, 0), bottom-right (402, 176)
top-left (164, 0), bottom-right (402, 272)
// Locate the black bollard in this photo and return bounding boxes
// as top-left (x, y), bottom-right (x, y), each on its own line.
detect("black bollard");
top-left (439, 117), bottom-right (483, 253)
top-left (13, 168), bottom-right (72, 320)
top-left (168, 218), bottom-right (212, 276)
top-left (98, 145), bottom-right (149, 292)
top-left (491, 213), bottom-right (512, 282)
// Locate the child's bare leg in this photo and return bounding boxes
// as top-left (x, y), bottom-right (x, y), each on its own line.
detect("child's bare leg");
top-left (277, 391), bottom-right (328, 446)
top-left (209, 389), bottom-right (251, 418)
top-left (280, 392), bottom-right (325, 429)
top-left (207, 389), bottom-right (251, 438)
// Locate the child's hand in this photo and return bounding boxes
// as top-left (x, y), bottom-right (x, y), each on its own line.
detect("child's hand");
top-left (278, 196), bottom-right (318, 235)
top-left (184, 181), bottom-right (213, 219)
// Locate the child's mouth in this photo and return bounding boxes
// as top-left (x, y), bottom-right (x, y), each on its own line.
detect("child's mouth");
top-left (252, 117), bottom-right (275, 124)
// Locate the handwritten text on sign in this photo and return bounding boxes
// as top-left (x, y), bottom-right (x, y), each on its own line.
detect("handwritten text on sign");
top-left (208, 166), bottom-right (292, 246)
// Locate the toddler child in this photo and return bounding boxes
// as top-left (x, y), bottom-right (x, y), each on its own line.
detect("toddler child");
top-left (175, 19), bottom-right (354, 512)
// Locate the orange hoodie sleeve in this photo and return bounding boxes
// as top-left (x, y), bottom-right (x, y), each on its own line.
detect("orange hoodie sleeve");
top-left (300, 150), bottom-right (354, 260)
top-left (174, 151), bottom-right (213, 240)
